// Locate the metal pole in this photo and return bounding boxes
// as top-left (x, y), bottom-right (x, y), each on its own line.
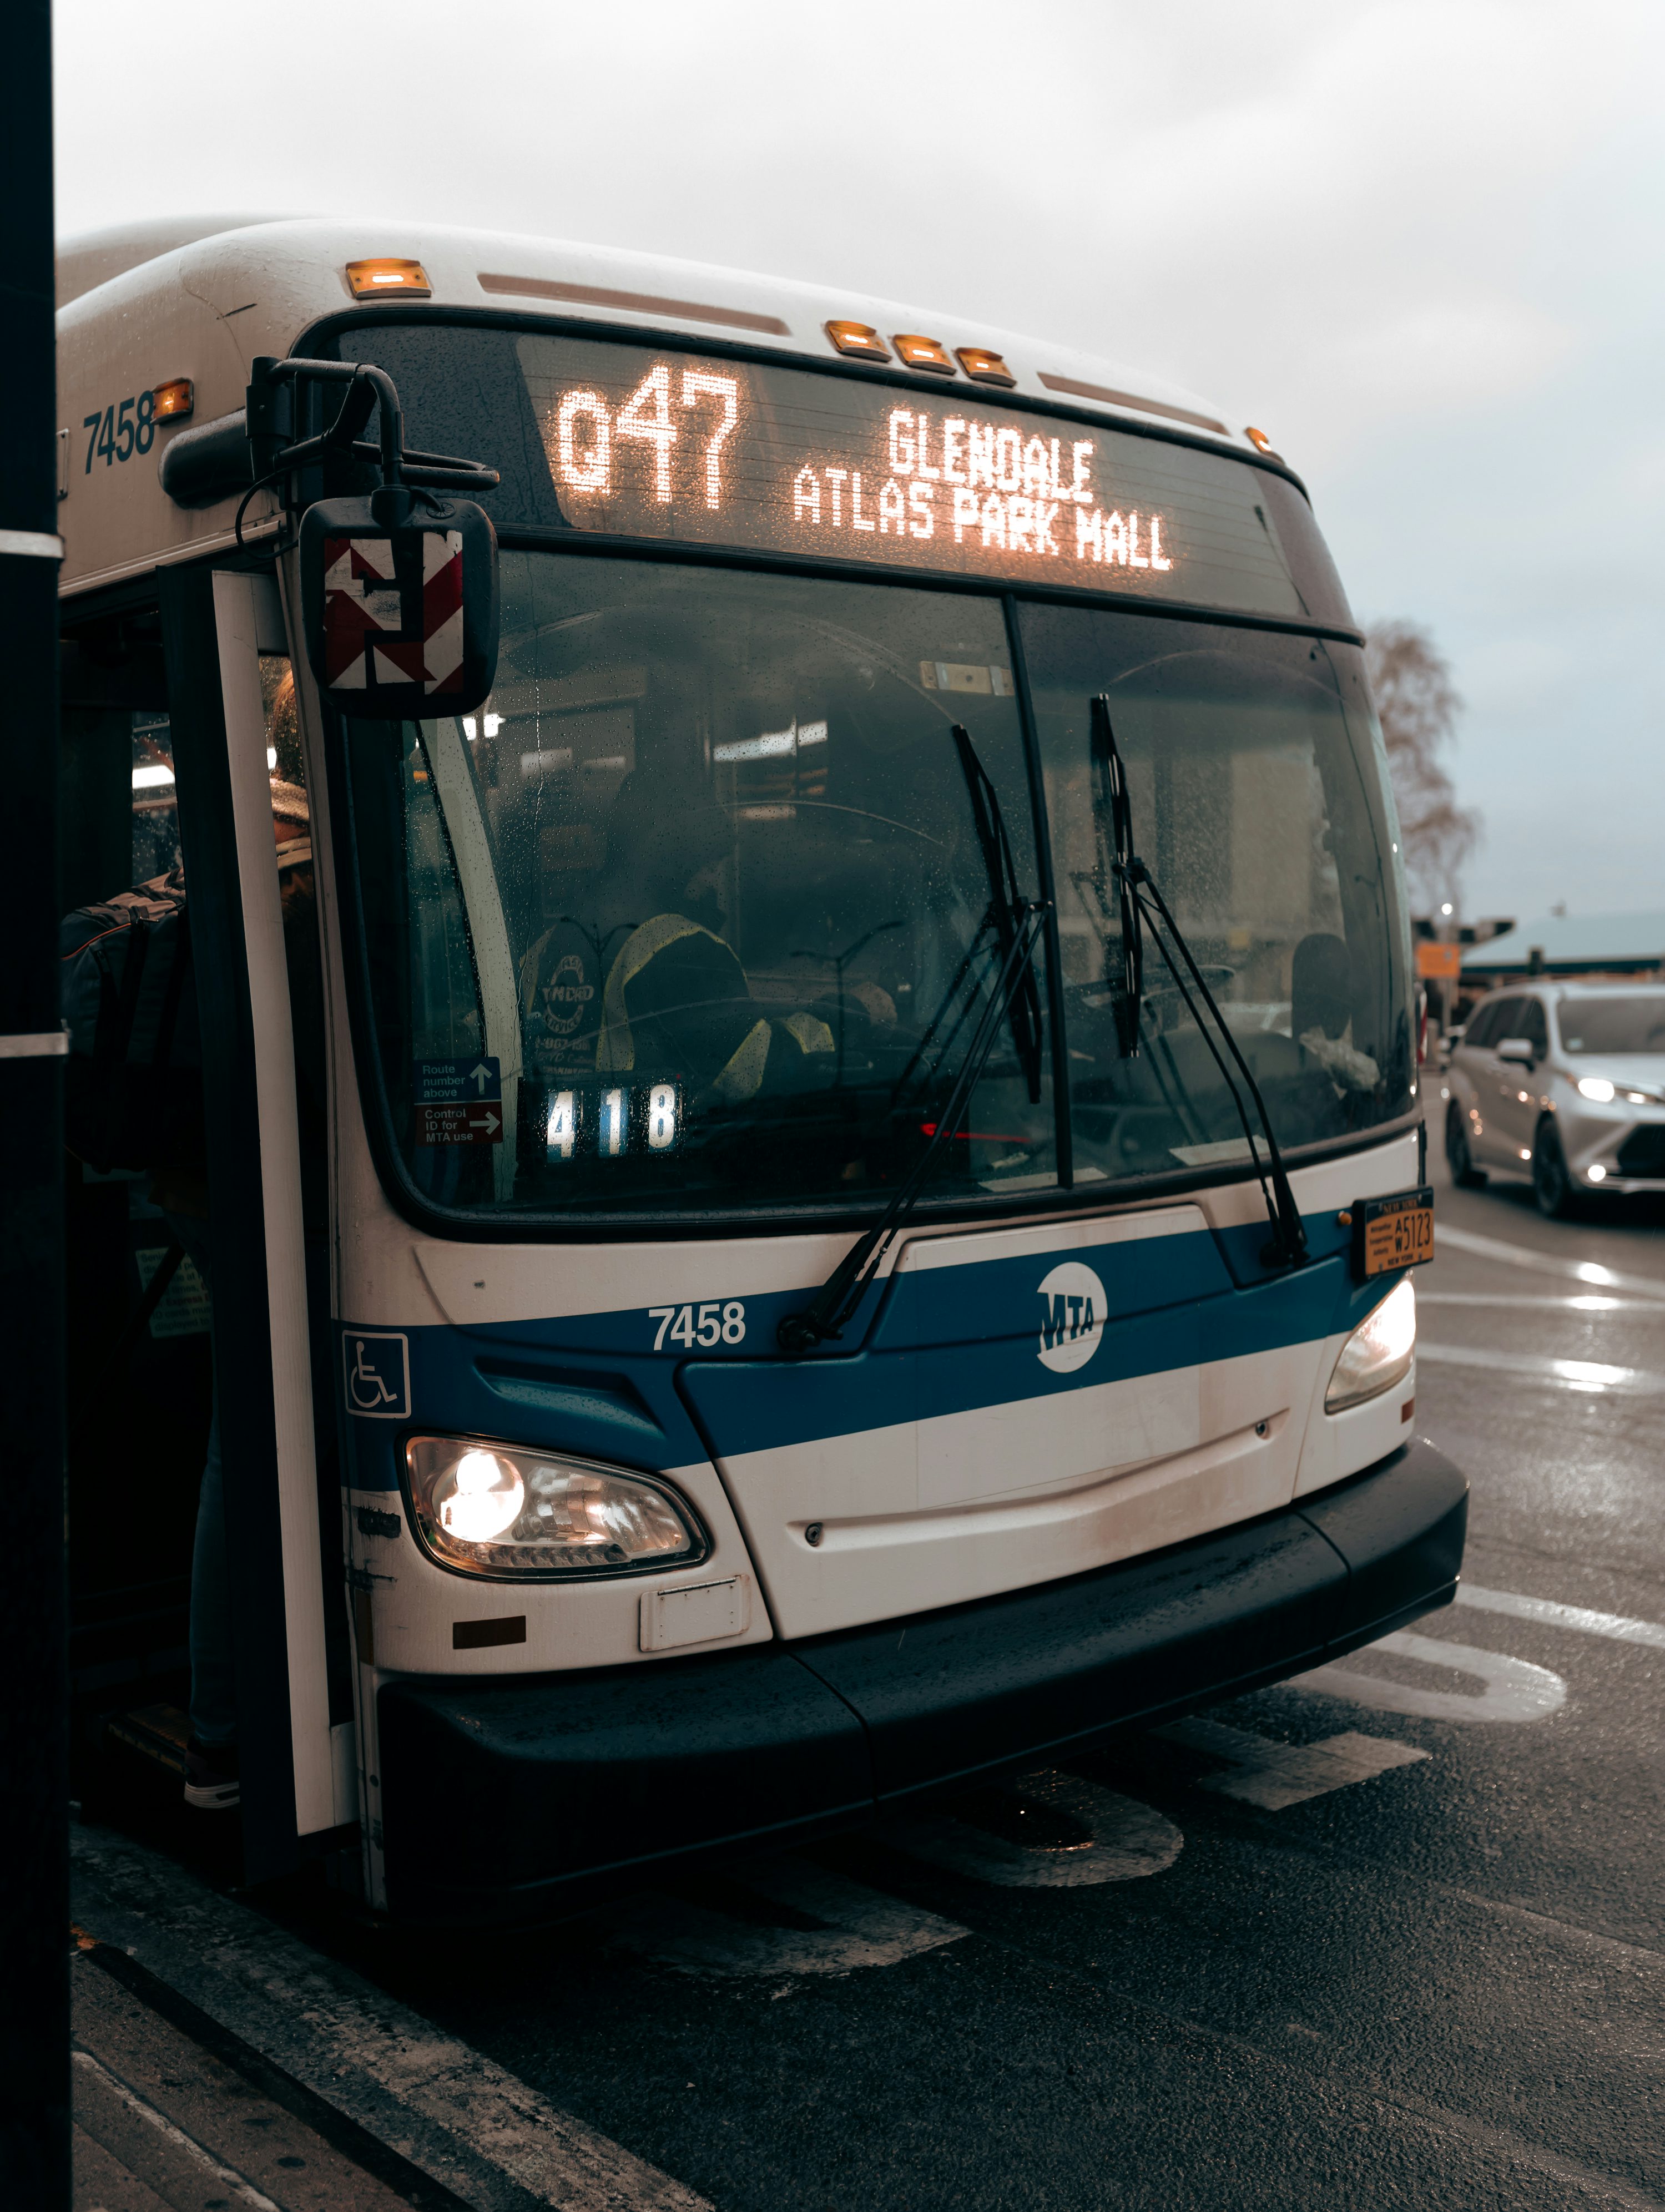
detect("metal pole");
top-left (0, 3), bottom-right (69, 2206)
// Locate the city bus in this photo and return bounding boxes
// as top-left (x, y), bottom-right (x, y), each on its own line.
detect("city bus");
top-left (56, 216), bottom-right (1465, 1919)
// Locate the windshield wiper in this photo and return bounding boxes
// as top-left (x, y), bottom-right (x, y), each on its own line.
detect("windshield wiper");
top-left (1088, 694), bottom-right (1308, 1271)
top-left (778, 723), bottom-right (1048, 1357)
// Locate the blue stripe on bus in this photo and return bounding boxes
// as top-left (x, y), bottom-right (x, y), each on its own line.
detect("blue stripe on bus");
top-left (341, 1205), bottom-right (1396, 1492)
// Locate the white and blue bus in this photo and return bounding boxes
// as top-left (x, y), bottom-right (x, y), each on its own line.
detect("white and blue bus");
top-left (57, 216), bottom-right (1463, 1918)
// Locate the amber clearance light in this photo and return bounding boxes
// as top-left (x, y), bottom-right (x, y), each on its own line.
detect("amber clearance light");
top-left (151, 378), bottom-right (194, 421)
top-left (345, 257), bottom-right (432, 301)
top-left (1244, 426), bottom-right (1276, 454)
top-left (891, 333), bottom-right (956, 376)
top-left (825, 319), bottom-right (890, 362)
top-left (955, 346), bottom-right (1016, 388)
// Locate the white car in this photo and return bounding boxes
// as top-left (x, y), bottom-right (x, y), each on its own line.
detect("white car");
top-left (1445, 982), bottom-right (1665, 1214)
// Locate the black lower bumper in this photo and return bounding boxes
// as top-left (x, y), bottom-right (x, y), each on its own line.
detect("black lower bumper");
top-left (378, 1438), bottom-right (1466, 1924)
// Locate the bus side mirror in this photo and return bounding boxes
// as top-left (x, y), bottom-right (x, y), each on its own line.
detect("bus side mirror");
top-left (299, 492), bottom-right (499, 721)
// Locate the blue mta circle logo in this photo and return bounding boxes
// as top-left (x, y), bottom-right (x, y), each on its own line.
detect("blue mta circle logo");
top-left (1037, 1262), bottom-right (1106, 1373)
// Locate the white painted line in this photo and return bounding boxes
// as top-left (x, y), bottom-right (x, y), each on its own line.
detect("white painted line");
top-left (1456, 1582), bottom-right (1665, 1651)
top-left (1419, 1343), bottom-right (1665, 1394)
top-left (1291, 1630), bottom-right (1567, 1723)
top-left (875, 1769), bottom-right (1182, 1887)
top-left (73, 2047), bottom-right (282, 2210)
top-left (609, 1859), bottom-right (966, 1978)
top-left (1435, 1223), bottom-right (1665, 1302)
top-left (70, 1824), bottom-right (709, 2212)
top-left (1419, 1292), bottom-right (1646, 1312)
top-left (1153, 1717), bottom-right (1429, 1809)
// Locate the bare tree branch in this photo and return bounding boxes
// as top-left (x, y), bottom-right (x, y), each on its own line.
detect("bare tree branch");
top-left (1364, 619), bottom-right (1481, 913)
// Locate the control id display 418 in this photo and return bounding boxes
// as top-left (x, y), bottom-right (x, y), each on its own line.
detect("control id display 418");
top-left (513, 334), bottom-right (1318, 618)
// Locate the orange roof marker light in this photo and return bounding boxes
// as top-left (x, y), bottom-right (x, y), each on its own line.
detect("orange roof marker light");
top-left (1244, 426), bottom-right (1278, 454)
top-left (955, 346), bottom-right (1016, 388)
top-left (345, 257), bottom-right (432, 301)
top-left (151, 378), bottom-right (194, 422)
top-left (825, 319), bottom-right (890, 362)
top-left (891, 334), bottom-right (956, 376)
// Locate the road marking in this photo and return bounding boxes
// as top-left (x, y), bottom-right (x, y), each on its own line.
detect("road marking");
top-left (875, 1769), bottom-right (1182, 1886)
top-left (1291, 1630), bottom-right (1567, 1723)
top-left (610, 1860), bottom-right (968, 1979)
top-left (1456, 1581), bottom-right (1665, 1651)
top-left (1419, 1291), bottom-right (1646, 1311)
top-left (1435, 1223), bottom-right (1665, 1302)
top-left (1153, 1718), bottom-right (1429, 1809)
top-left (73, 2047), bottom-right (282, 2211)
top-left (1419, 1342), bottom-right (1665, 1393)
top-left (71, 1824), bottom-right (709, 2212)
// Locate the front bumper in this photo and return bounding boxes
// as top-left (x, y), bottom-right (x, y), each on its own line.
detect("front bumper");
top-left (378, 1438), bottom-right (1467, 1924)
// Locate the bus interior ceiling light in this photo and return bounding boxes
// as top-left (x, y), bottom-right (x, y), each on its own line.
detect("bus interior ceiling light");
top-left (892, 334), bottom-right (957, 375)
top-left (1325, 1277), bottom-right (1416, 1412)
top-left (345, 257), bottom-right (432, 300)
top-left (405, 1435), bottom-right (705, 1577)
top-left (151, 378), bottom-right (193, 421)
top-left (825, 320), bottom-right (890, 361)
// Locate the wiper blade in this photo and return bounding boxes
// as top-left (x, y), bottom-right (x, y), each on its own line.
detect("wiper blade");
top-left (1088, 695), bottom-right (1308, 1271)
top-left (776, 898), bottom-right (1049, 1356)
top-left (952, 724), bottom-right (1045, 1105)
top-left (778, 721), bottom-right (1048, 1357)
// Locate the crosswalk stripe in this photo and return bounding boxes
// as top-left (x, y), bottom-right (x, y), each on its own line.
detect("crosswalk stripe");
top-left (1292, 1630), bottom-right (1566, 1723)
top-left (609, 1860), bottom-right (967, 1979)
top-left (1434, 1223), bottom-right (1665, 1302)
top-left (1153, 1716), bottom-right (1428, 1809)
top-left (1456, 1582), bottom-right (1665, 1650)
top-left (1419, 1342), bottom-right (1665, 1393)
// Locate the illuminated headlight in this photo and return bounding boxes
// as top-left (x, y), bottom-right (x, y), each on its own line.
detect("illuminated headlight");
top-left (1325, 1277), bottom-right (1416, 1412)
top-left (405, 1436), bottom-right (707, 1578)
top-left (1577, 1077), bottom-right (1616, 1103)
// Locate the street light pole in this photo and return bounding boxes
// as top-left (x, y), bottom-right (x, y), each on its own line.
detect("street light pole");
top-left (0, 4), bottom-right (70, 2207)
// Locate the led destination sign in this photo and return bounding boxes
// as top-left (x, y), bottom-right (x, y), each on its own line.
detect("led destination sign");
top-left (516, 334), bottom-right (1313, 618)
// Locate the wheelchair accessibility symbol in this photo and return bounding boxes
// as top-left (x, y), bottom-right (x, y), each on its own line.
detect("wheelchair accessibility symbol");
top-left (344, 1331), bottom-right (410, 1420)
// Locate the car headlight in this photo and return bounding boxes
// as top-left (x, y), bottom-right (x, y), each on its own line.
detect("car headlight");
top-left (1577, 1077), bottom-right (1616, 1103)
top-left (1325, 1276), bottom-right (1416, 1412)
top-left (405, 1435), bottom-right (708, 1578)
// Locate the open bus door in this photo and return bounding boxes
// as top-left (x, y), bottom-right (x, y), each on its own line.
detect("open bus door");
top-left (63, 562), bottom-right (354, 1885)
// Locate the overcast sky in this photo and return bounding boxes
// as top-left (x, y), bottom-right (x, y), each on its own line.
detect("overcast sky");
top-left (55, 0), bottom-right (1664, 923)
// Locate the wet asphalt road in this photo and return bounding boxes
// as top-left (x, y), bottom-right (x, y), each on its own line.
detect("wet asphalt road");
top-left (320, 1123), bottom-right (1665, 2212)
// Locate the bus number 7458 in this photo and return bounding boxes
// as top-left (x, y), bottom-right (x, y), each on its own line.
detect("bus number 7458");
top-left (649, 1301), bottom-right (746, 1350)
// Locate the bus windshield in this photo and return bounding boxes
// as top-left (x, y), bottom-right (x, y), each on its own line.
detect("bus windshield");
top-left (341, 552), bottom-right (1411, 1227)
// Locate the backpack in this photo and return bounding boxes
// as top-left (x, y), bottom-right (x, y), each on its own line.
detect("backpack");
top-left (60, 868), bottom-right (204, 1174)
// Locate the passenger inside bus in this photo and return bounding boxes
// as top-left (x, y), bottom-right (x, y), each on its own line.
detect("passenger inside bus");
top-left (61, 652), bottom-right (327, 1813)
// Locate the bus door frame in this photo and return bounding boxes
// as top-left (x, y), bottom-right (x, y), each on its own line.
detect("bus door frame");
top-left (159, 560), bottom-right (349, 1881)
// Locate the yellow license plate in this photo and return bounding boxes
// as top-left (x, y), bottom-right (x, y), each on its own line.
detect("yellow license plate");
top-left (1354, 1186), bottom-right (1435, 1277)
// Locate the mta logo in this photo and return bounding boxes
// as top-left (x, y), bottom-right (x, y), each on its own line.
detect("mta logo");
top-left (1036, 1261), bottom-right (1107, 1374)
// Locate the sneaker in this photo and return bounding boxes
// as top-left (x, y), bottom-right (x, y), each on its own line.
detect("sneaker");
top-left (183, 1737), bottom-right (240, 1811)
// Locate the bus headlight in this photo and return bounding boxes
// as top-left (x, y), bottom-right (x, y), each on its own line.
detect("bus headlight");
top-left (405, 1436), bottom-right (708, 1578)
top-left (1325, 1277), bottom-right (1416, 1412)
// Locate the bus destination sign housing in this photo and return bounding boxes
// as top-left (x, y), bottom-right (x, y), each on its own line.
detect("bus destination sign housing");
top-left (514, 335), bottom-right (1324, 619)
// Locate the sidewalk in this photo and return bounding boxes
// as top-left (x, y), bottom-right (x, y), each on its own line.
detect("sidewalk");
top-left (71, 1935), bottom-right (444, 2210)
top-left (69, 1821), bottom-right (708, 2212)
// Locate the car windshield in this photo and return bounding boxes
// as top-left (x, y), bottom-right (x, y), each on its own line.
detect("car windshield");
top-left (341, 553), bottom-right (1411, 1228)
top-left (1557, 996), bottom-right (1665, 1055)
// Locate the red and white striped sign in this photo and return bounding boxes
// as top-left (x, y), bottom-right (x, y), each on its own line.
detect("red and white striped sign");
top-left (320, 530), bottom-right (466, 695)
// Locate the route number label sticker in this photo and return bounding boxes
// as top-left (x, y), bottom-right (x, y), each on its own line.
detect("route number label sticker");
top-left (414, 1057), bottom-right (503, 1146)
